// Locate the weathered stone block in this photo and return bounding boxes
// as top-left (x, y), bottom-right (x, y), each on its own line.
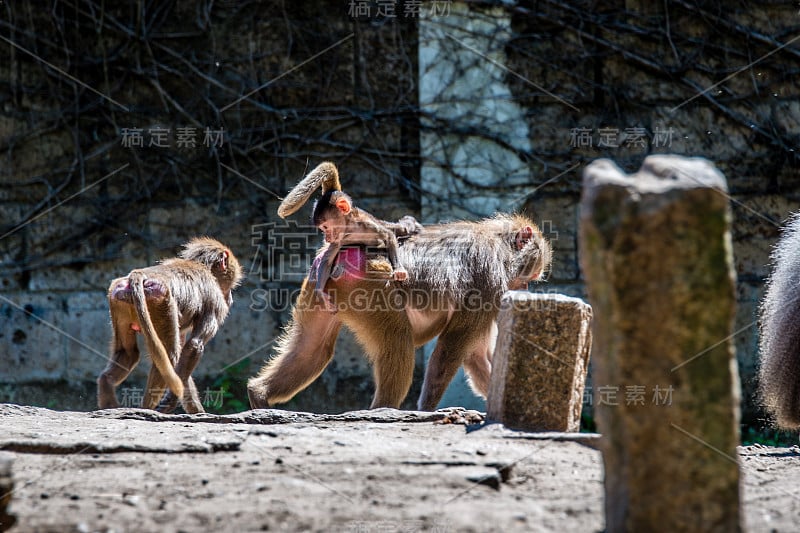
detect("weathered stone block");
top-left (522, 195), bottom-right (579, 282)
top-left (196, 302), bottom-right (281, 380)
top-left (579, 155), bottom-right (741, 532)
top-left (147, 200), bottom-right (255, 257)
top-left (64, 292), bottom-right (114, 382)
top-left (0, 293), bottom-right (66, 382)
top-left (28, 264), bottom-right (107, 293)
top-left (487, 292), bottom-right (592, 432)
top-left (730, 194), bottom-right (795, 279)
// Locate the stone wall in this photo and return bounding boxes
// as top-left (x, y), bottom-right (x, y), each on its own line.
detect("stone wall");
top-left (1, 1), bottom-right (798, 424)
top-left (0, 1), bottom-right (422, 412)
top-left (419, 1), bottom-right (800, 423)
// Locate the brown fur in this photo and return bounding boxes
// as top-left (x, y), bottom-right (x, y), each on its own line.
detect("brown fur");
top-left (248, 168), bottom-right (551, 410)
top-left (277, 162), bottom-right (342, 218)
top-left (97, 237), bottom-right (243, 413)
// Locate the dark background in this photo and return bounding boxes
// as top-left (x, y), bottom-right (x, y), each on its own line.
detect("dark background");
top-left (1, 1), bottom-right (798, 434)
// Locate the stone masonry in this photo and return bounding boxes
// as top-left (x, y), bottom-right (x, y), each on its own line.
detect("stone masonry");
top-left (487, 292), bottom-right (592, 432)
top-left (579, 155), bottom-right (741, 531)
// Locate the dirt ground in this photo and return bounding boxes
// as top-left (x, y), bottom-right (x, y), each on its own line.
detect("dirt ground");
top-left (0, 404), bottom-right (798, 532)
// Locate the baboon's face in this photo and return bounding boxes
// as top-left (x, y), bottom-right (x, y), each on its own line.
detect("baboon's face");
top-left (319, 215), bottom-right (345, 243)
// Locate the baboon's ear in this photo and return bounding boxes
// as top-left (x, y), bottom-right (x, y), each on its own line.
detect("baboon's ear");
top-left (335, 194), bottom-right (352, 216)
top-left (516, 226), bottom-right (534, 250)
top-left (219, 250), bottom-right (230, 271)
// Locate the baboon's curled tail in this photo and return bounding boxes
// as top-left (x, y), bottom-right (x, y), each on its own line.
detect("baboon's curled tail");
top-left (129, 272), bottom-right (184, 400)
top-left (277, 162), bottom-right (341, 218)
top-left (759, 213), bottom-right (800, 429)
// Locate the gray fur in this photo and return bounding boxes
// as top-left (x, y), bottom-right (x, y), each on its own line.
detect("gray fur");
top-left (759, 213), bottom-right (800, 429)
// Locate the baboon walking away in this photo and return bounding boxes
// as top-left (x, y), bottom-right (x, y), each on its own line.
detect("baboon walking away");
top-left (97, 237), bottom-right (243, 413)
top-left (248, 163), bottom-right (551, 411)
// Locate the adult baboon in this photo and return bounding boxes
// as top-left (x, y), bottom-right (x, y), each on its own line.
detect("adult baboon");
top-left (97, 237), bottom-right (243, 413)
top-left (248, 163), bottom-right (551, 410)
top-left (759, 213), bottom-right (800, 429)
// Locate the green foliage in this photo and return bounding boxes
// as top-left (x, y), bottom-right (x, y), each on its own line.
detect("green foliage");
top-left (580, 412), bottom-right (597, 433)
top-left (206, 358), bottom-right (251, 414)
top-left (582, 412), bottom-right (797, 447)
top-left (741, 425), bottom-right (797, 447)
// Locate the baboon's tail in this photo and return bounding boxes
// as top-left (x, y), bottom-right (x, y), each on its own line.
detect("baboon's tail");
top-left (129, 272), bottom-right (184, 401)
top-left (759, 214), bottom-right (800, 429)
top-left (278, 162), bottom-right (341, 218)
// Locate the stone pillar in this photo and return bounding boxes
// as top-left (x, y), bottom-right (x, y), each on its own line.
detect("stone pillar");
top-left (487, 292), bottom-right (593, 432)
top-left (579, 155), bottom-right (741, 532)
top-left (0, 453), bottom-right (15, 532)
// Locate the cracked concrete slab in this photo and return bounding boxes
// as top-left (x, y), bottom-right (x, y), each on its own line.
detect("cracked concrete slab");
top-left (0, 404), bottom-right (798, 532)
